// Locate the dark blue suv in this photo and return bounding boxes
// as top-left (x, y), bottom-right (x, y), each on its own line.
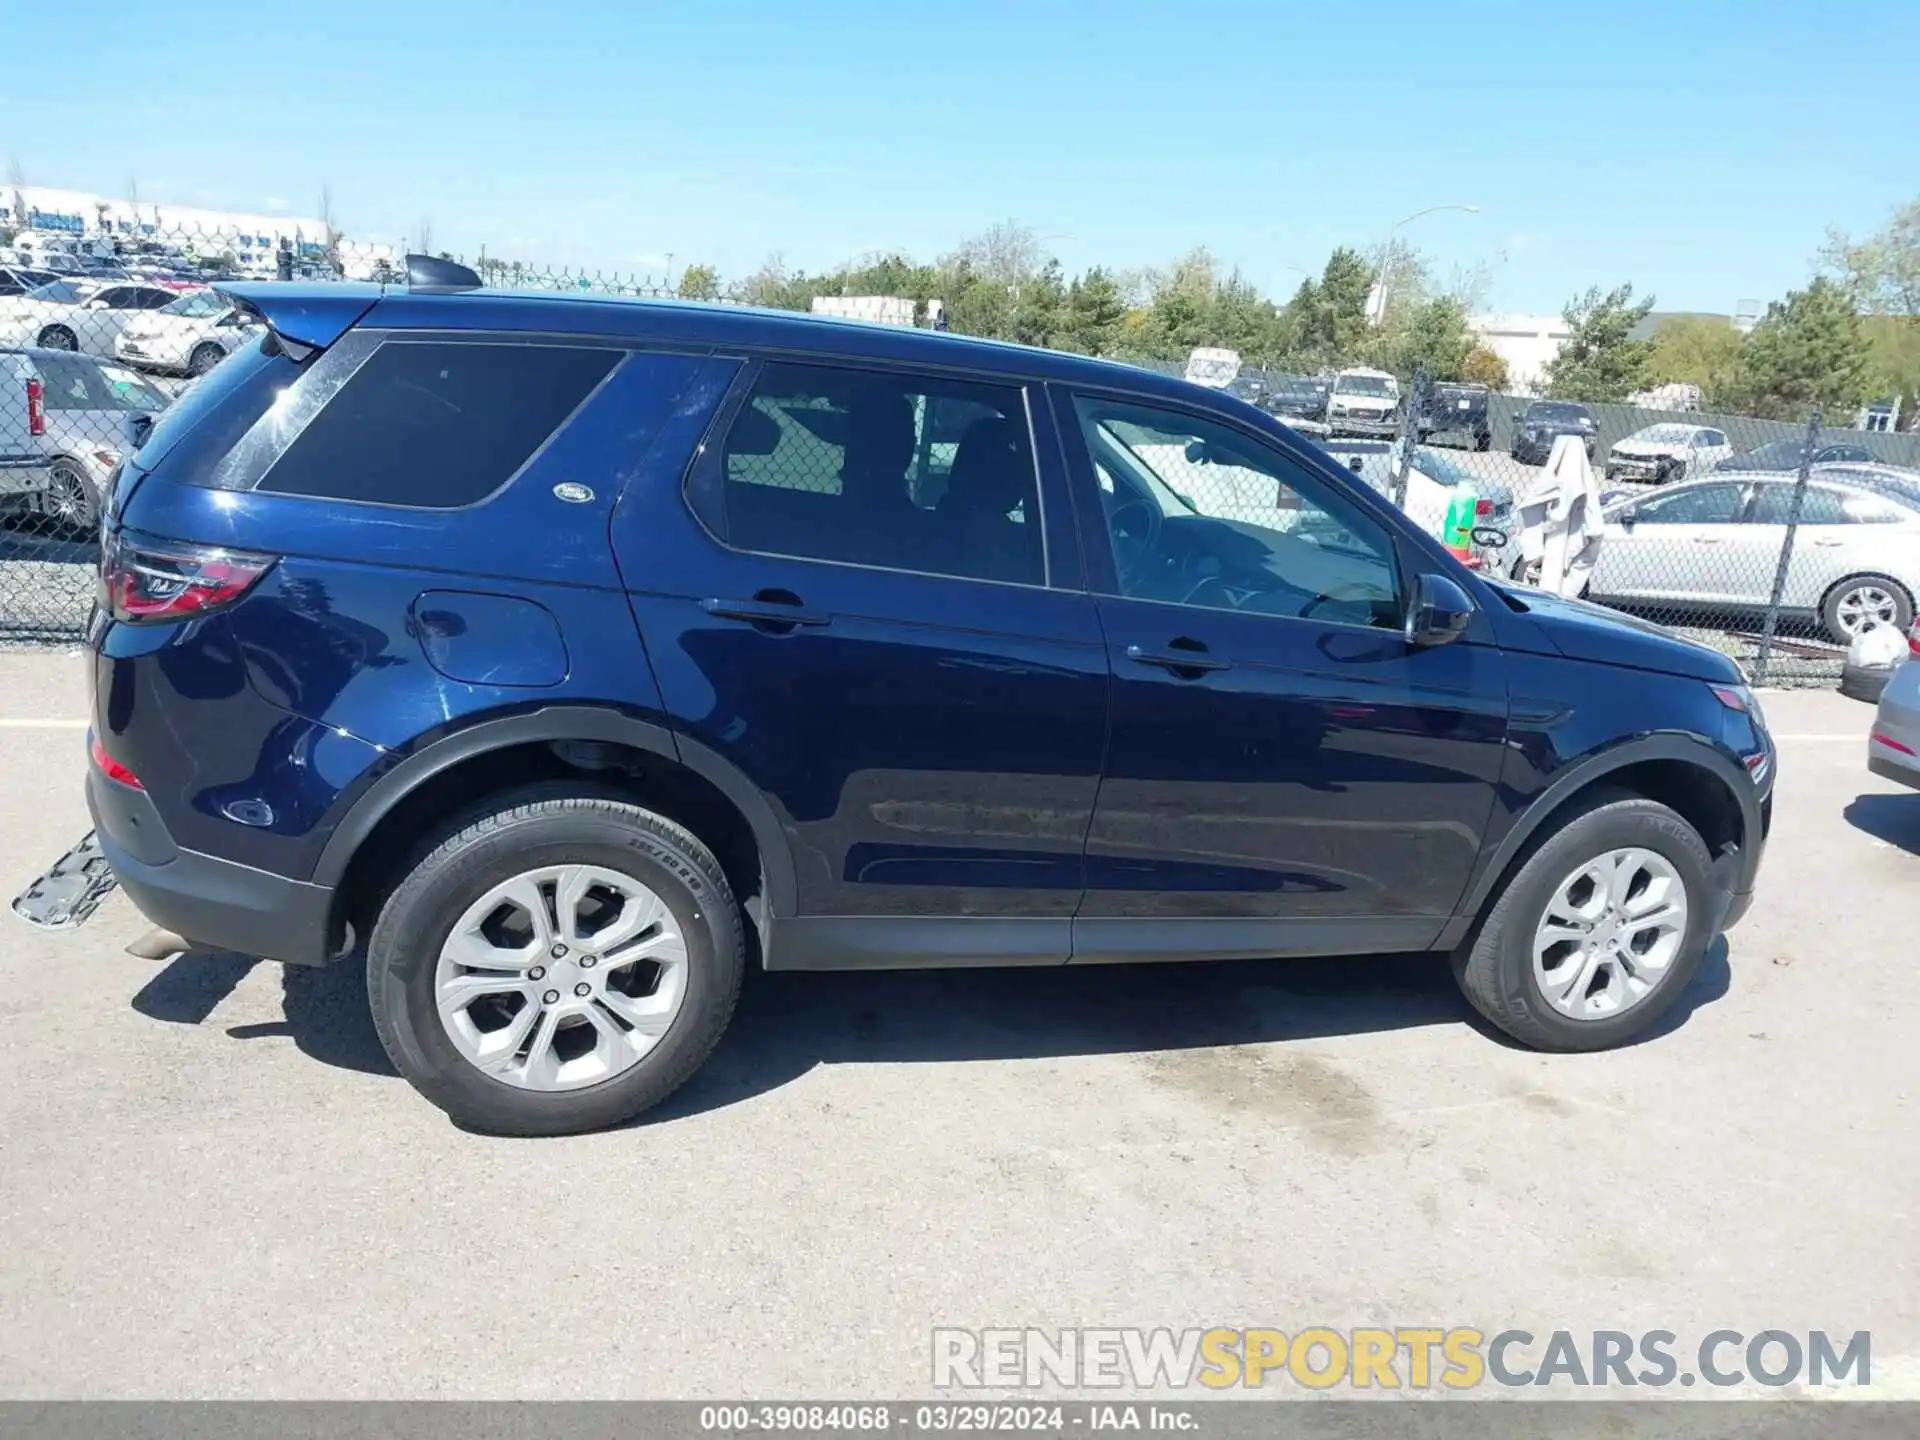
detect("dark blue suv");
top-left (16, 259), bottom-right (1774, 1135)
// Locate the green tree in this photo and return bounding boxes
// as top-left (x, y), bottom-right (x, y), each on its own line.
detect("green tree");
top-left (1715, 277), bottom-right (1872, 421)
top-left (1007, 259), bottom-right (1067, 347)
top-left (1822, 197), bottom-right (1920, 316)
top-left (1863, 315), bottom-right (1920, 431)
top-left (1461, 344), bottom-right (1510, 389)
top-left (1388, 295), bottom-right (1475, 381)
top-left (1284, 248), bottom-right (1372, 369)
top-left (1056, 267), bottom-right (1127, 355)
top-left (1646, 315), bottom-right (1746, 392)
top-left (676, 263), bottom-right (721, 301)
top-left (1543, 284), bottom-right (1656, 401)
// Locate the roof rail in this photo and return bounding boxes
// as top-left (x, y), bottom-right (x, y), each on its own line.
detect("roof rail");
top-left (406, 253), bottom-right (482, 292)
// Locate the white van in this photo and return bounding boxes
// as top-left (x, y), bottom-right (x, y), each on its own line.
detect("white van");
top-left (1327, 366), bottom-right (1402, 438)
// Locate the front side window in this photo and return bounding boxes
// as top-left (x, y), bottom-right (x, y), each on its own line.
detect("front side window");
top-left (257, 340), bottom-right (619, 507)
top-left (1072, 394), bottom-right (1401, 631)
top-left (705, 361), bottom-right (1042, 586)
top-left (161, 289), bottom-right (229, 320)
top-left (1629, 484), bottom-right (1743, 525)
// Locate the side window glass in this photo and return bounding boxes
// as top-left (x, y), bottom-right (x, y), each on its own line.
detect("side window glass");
top-left (1750, 485), bottom-right (1848, 525)
top-left (709, 361), bottom-right (1042, 586)
top-left (1070, 393), bottom-right (1401, 630)
top-left (1634, 485), bottom-right (1742, 525)
top-left (258, 341), bottom-right (618, 507)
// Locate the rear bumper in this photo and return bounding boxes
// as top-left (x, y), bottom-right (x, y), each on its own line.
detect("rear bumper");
top-left (88, 770), bottom-right (336, 965)
top-left (1869, 750), bottom-right (1920, 793)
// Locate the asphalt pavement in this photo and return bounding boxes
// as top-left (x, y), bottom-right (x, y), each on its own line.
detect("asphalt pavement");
top-left (0, 651), bottom-right (1913, 1400)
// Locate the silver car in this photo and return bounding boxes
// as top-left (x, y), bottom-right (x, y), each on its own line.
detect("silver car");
top-left (0, 347), bottom-right (171, 530)
top-left (1869, 636), bottom-right (1920, 791)
top-left (1585, 471), bottom-right (1920, 642)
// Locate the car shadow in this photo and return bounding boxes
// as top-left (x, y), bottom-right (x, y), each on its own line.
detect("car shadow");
top-left (128, 935), bottom-right (1737, 1125)
top-left (1845, 791), bottom-right (1920, 855)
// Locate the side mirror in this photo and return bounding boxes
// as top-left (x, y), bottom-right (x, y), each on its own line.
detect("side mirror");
top-left (1617, 509), bottom-right (1637, 529)
top-left (1183, 438), bottom-right (1212, 465)
top-left (1347, 456), bottom-right (1364, 473)
top-left (1405, 572), bottom-right (1475, 648)
top-left (1511, 410), bottom-right (1523, 423)
top-left (122, 412), bottom-right (154, 452)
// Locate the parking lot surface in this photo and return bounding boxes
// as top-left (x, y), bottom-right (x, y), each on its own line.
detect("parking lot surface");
top-left (0, 650), bottom-right (1914, 1399)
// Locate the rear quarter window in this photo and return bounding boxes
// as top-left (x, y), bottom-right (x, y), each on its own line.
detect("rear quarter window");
top-left (255, 340), bottom-right (619, 508)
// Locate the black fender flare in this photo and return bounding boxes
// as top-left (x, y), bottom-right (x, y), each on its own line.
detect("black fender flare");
top-left (1455, 731), bottom-right (1760, 920)
top-left (309, 705), bottom-right (798, 919)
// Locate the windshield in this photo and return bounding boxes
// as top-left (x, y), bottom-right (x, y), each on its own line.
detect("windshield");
top-left (1634, 424), bottom-right (1697, 444)
top-left (32, 354), bottom-right (170, 413)
top-left (22, 280), bottom-right (87, 305)
top-left (161, 289), bottom-right (227, 319)
top-left (1743, 439), bottom-right (1800, 466)
top-left (1335, 374), bottom-right (1395, 398)
top-left (1525, 402), bottom-right (1588, 422)
top-left (1095, 420), bottom-right (1200, 515)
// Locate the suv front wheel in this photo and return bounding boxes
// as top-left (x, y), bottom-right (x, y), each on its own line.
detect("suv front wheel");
top-left (1454, 793), bottom-right (1715, 1051)
top-left (366, 788), bottom-right (745, 1135)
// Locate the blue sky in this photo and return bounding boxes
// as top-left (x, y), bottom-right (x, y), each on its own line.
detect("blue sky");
top-left (9, 0), bottom-right (1918, 315)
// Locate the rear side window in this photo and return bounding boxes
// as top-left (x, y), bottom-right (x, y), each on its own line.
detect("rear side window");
top-left (698, 361), bottom-right (1042, 586)
top-left (257, 341), bottom-right (619, 508)
top-left (126, 332), bottom-right (304, 473)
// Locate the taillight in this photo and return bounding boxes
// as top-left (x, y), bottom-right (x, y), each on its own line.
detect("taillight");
top-left (89, 732), bottom-right (143, 789)
top-left (1909, 621), bottom-right (1920, 658)
top-left (26, 378), bottom-right (45, 437)
top-left (100, 532), bottom-right (275, 624)
top-left (1474, 497), bottom-right (1493, 517)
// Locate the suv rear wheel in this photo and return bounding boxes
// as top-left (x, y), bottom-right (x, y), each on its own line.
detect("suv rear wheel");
top-left (1454, 793), bottom-right (1714, 1051)
top-left (366, 788), bottom-right (745, 1135)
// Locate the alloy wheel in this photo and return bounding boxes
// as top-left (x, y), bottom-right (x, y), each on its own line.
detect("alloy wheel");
top-left (38, 465), bottom-right (94, 533)
top-left (1532, 847), bottom-right (1689, 1021)
top-left (1836, 585), bottom-right (1899, 637)
top-left (434, 863), bottom-right (688, 1091)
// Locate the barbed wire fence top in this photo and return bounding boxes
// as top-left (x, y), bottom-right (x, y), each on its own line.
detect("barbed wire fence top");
top-left (2, 220), bottom-right (1914, 688)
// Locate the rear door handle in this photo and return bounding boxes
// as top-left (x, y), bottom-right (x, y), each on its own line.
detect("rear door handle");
top-left (701, 597), bottom-right (830, 628)
top-left (1125, 642), bottom-right (1231, 675)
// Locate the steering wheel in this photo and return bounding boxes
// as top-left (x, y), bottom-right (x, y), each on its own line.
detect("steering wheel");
top-left (1302, 584), bottom-right (1382, 622)
top-left (1106, 494), bottom-right (1164, 588)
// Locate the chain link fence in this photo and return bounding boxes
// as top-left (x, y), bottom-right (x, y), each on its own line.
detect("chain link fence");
top-left (5, 223), bottom-right (1918, 687)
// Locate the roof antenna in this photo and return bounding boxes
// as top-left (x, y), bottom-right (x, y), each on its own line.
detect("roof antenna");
top-left (406, 253), bottom-right (482, 292)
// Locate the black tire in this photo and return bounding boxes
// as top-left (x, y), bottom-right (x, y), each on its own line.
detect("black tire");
top-left (1453, 793), bottom-right (1715, 1052)
top-left (36, 325), bottom-right (77, 351)
top-left (1820, 573), bottom-right (1915, 645)
top-left (187, 342), bottom-right (225, 376)
top-left (366, 787), bottom-right (745, 1135)
top-left (1475, 432), bottom-right (1491, 452)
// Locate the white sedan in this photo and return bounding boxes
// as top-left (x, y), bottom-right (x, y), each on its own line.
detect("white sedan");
top-left (115, 289), bottom-right (259, 376)
top-left (1604, 423), bottom-right (1734, 485)
top-left (0, 279), bottom-right (185, 357)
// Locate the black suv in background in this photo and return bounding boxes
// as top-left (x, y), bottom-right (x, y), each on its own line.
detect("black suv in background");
top-left (1511, 400), bottom-right (1598, 465)
top-left (1260, 374), bottom-right (1332, 427)
top-left (1418, 382), bottom-right (1493, 451)
top-left (16, 259), bottom-right (1775, 1135)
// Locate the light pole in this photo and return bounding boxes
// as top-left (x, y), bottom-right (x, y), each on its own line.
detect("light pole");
top-left (1365, 203), bottom-right (1479, 325)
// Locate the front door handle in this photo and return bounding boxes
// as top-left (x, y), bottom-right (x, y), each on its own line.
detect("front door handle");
top-left (701, 596), bottom-right (830, 629)
top-left (1691, 536), bottom-right (1724, 544)
top-left (1126, 642), bottom-right (1231, 675)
